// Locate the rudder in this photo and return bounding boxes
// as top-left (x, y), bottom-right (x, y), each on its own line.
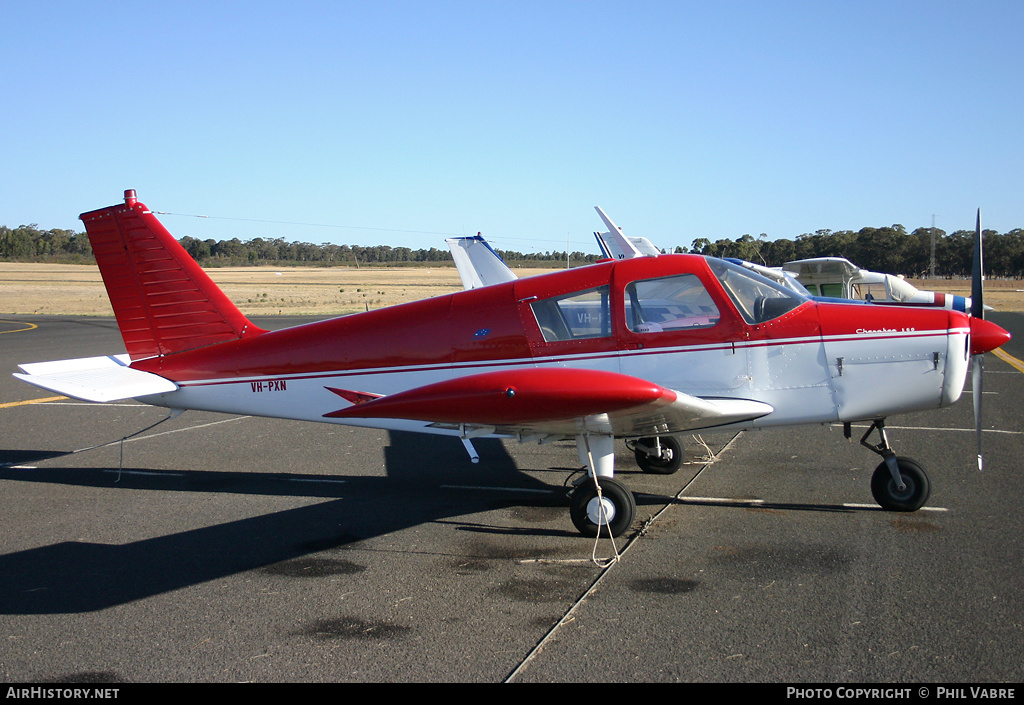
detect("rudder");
top-left (81, 190), bottom-right (266, 360)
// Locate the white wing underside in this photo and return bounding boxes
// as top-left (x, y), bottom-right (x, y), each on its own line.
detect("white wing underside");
top-left (422, 394), bottom-right (774, 439)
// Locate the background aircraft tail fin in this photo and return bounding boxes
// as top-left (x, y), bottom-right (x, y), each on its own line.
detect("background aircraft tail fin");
top-left (80, 190), bottom-right (266, 360)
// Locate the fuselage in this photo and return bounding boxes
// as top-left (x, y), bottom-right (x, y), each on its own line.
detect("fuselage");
top-left (129, 255), bottom-right (976, 438)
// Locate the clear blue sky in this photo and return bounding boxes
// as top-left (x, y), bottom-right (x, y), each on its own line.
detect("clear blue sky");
top-left (2, 1), bottom-right (1022, 255)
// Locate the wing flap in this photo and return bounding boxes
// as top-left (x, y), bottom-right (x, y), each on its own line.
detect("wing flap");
top-left (325, 368), bottom-right (772, 436)
top-left (15, 355), bottom-right (178, 402)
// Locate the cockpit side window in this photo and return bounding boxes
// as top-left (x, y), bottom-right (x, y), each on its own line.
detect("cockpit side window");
top-left (530, 286), bottom-right (610, 342)
top-left (706, 258), bottom-right (807, 324)
top-left (625, 274), bottom-right (720, 333)
top-left (852, 281), bottom-right (888, 302)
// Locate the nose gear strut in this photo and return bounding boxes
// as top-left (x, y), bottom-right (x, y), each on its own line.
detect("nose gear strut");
top-left (855, 420), bottom-right (904, 490)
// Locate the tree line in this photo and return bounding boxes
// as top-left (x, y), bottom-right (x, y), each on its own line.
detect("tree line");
top-left (172, 235), bottom-right (603, 269)
top-left (689, 225), bottom-right (1024, 278)
top-left (3, 222), bottom-right (1024, 277)
top-left (0, 225), bottom-right (602, 268)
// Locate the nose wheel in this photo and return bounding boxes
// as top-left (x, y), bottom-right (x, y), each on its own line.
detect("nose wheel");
top-left (852, 420), bottom-right (931, 512)
top-left (870, 457), bottom-right (930, 511)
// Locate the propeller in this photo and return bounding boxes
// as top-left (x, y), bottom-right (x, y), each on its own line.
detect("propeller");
top-left (966, 211), bottom-right (1013, 471)
top-left (971, 209), bottom-right (986, 470)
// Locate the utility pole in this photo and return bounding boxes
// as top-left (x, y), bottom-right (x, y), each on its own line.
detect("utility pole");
top-left (929, 214), bottom-right (937, 278)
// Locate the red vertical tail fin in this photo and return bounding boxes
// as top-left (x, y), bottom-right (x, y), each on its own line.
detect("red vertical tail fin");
top-left (81, 190), bottom-right (266, 360)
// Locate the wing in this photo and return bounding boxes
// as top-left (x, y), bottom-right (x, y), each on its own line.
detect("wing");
top-left (324, 368), bottom-right (772, 437)
top-left (782, 257), bottom-right (863, 280)
top-left (14, 355), bottom-right (178, 402)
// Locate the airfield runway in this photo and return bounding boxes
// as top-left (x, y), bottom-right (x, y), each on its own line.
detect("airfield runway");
top-left (1, 314), bottom-right (1022, 684)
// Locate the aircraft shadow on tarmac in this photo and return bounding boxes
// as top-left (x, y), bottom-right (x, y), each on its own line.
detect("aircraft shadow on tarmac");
top-left (0, 432), bottom-right (585, 615)
top-left (0, 428), bottom-right (892, 615)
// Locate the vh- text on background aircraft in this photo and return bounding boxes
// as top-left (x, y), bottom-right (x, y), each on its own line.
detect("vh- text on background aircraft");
top-left (15, 191), bottom-right (1011, 538)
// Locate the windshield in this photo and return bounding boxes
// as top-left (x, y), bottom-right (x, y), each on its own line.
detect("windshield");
top-left (706, 257), bottom-right (808, 324)
top-left (725, 258), bottom-right (813, 297)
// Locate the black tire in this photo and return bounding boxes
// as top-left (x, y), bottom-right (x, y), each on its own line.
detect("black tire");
top-left (569, 476), bottom-right (636, 538)
top-left (870, 457), bottom-right (930, 512)
top-left (634, 436), bottom-right (683, 475)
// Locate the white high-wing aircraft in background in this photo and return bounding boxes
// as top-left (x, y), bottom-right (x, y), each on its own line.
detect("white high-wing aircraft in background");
top-left (591, 208), bottom-right (984, 312)
top-left (16, 192), bottom-right (1010, 537)
top-left (781, 257), bottom-right (986, 312)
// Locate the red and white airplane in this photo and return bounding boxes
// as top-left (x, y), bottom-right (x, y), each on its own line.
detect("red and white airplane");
top-left (14, 191), bottom-right (1011, 537)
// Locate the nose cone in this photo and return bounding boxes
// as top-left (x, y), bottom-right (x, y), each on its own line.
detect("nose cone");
top-left (970, 317), bottom-right (1012, 355)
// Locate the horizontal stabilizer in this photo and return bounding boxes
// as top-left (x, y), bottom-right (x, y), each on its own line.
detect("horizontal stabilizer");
top-left (15, 355), bottom-right (178, 402)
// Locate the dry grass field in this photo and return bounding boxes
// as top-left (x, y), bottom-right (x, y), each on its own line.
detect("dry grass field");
top-left (904, 277), bottom-right (1024, 312)
top-left (1, 262), bottom-right (1021, 316)
top-left (0, 263), bottom-right (562, 317)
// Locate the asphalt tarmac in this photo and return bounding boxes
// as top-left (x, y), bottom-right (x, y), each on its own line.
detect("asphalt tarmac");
top-left (1, 314), bottom-right (1021, 684)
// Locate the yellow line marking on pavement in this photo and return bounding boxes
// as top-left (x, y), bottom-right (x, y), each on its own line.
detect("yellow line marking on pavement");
top-left (0, 320), bottom-right (38, 334)
top-left (993, 347), bottom-right (1024, 374)
top-left (0, 396), bottom-right (68, 408)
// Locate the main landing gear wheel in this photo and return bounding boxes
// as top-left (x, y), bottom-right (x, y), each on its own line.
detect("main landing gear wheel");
top-left (632, 436), bottom-right (683, 475)
top-left (870, 457), bottom-right (930, 512)
top-left (570, 476), bottom-right (636, 538)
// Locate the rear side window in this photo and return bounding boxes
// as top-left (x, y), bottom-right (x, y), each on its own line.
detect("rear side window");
top-left (625, 274), bottom-right (720, 333)
top-left (530, 286), bottom-right (610, 342)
